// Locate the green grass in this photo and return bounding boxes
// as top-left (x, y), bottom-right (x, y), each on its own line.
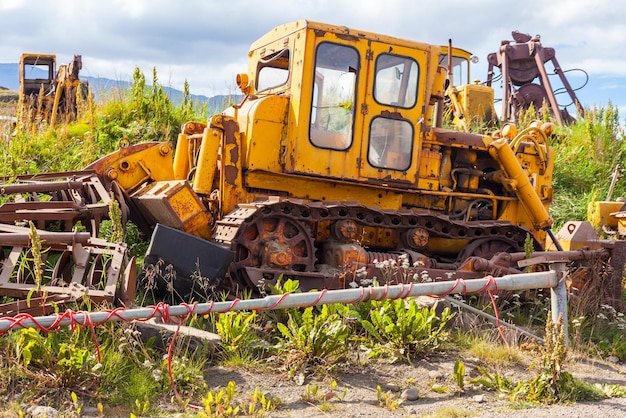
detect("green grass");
top-left (469, 339), bottom-right (521, 367)
top-left (550, 103), bottom-right (626, 228)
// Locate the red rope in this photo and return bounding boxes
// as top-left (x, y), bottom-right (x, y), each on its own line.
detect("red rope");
top-left (0, 303), bottom-right (204, 407)
top-left (84, 312), bottom-right (102, 364)
top-left (349, 286), bottom-right (367, 304)
top-left (227, 298), bottom-right (241, 311)
top-left (488, 289), bottom-right (512, 356)
top-left (399, 282), bottom-right (414, 299)
top-left (158, 304), bottom-right (202, 411)
top-left (467, 275), bottom-right (497, 295)
top-left (254, 293), bottom-right (290, 311)
top-left (0, 276), bottom-right (516, 403)
top-left (302, 289), bottom-right (327, 308)
top-left (378, 285), bottom-right (389, 300)
top-left (427, 279), bottom-right (467, 298)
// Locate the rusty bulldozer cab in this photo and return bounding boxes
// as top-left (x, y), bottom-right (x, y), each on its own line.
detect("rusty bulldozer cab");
top-left (1, 21), bottom-right (623, 307)
top-left (19, 53), bottom-right (86, 127)
top-left (19, 54), bottom-right (56, 98)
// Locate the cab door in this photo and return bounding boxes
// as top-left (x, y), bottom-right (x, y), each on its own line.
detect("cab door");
top-left (358, 43), bottom-right (428, 183)
top-left (289, 40), bottom-right (364, 180)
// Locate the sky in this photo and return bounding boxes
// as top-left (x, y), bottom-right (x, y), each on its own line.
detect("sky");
top-left (1, 0), bottom-right (625, 119)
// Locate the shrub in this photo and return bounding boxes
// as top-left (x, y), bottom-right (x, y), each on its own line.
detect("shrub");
top-left (360, 298), bottom-right (455, 362)
top-left (274, 304), bottom-right (350, 375)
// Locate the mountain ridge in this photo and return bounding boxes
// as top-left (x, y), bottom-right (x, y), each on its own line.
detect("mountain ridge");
top-left (0, 63), bottom-right (238, 109)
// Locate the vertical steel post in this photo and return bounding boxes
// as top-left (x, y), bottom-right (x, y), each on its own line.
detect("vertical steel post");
top-left (550, 262), bottom-right (568, 345)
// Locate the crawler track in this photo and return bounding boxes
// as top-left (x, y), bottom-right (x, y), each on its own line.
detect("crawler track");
top-left (214, 199), bottom-right (536, 291)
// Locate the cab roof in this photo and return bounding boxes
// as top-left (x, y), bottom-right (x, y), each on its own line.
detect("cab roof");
top-left (250, 20), bottom-right (437, 53)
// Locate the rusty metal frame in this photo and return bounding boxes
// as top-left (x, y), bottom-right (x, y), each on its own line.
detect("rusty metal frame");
top-left (0, 170), bottom-right (112, 236)
top-left (0, 223), bottom-right (135, 315)
top-left (486, 31), bottom-right (584, 125)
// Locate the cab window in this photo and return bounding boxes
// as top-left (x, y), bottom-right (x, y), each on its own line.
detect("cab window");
top-left (256, 49), bottom-right (290, 92)
top-left (439, 54), bottom-right (469, 86)
top-left (309, 42), bottom-right (359, 150)
top-left (367, 116), bottom-right (413, 171)
top-left (373, 54), bottom-right (418, 108)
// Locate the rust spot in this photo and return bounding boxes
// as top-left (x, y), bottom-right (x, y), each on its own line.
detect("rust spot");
top-left (182, 121), bottom-right (206, 135)
top-left (380, 110), bottom-right (402, 119)
top-left (336, 33), bottom-right (360, 42)
top-left (223, 119), bottom-right (239, 145)
top-left (229, 145), bottom-right (239, 164)
top-left (224, 165), bottom-right (238, 185)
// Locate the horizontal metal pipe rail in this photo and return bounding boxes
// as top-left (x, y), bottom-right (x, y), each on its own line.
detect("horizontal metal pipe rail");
top-left (0, 270), bottom-right (563, 334)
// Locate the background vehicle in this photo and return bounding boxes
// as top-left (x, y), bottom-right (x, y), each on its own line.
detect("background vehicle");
top-left (441, 43), bottom-right (495, 131)
top-left (486, 31), bottom-right (584, 125)
top-left (18, 53), bottom-right (87, 127)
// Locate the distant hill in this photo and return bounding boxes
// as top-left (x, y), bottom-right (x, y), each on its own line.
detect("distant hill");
top-left (0, 63), bottom-right (239, 109)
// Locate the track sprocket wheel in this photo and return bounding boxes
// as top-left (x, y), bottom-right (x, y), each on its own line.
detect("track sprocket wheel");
top-left (231, 214), bottom-right (316, 288)
top-left (457, 237), bottom-right (522, 263)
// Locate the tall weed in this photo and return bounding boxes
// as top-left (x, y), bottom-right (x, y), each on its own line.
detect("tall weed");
top-left (215, 311), bottom-right (263, 365)
top-left (95, 67), bottom-right (206, 153)
top-left (551, 103), bottom-right (626, 227)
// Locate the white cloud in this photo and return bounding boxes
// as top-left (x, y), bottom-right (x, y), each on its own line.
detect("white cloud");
top-left (0, 0), bottom-right (25, 11)
top-left (0, 0), bottom-right (625, 106)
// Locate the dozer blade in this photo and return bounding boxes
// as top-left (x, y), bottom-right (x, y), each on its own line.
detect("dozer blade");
top-left (138, 224), bottom-right (234, 302)
top-left (0, 223), bottom-right (134, 315)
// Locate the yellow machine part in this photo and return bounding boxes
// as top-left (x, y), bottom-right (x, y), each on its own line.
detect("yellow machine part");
top-left (618, 214), bottom-right (626, 236)
top-left (488, 137), bottom-right (553, 230)
top-left (587, 201), bottom-right (624, 230)
top-left (131, 180), bottom-right (212, 240)
top-left (87, 142), bottom-right (176, 193)
top-left (547, 221), bottom-right (602, 251)
top-left (453, 83), bottom-right (495, 127)
top-left (227, 95), bottom-right (289, 173)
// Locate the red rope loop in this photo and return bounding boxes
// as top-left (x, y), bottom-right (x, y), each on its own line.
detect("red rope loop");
top-left (488, 289), bottom-right (512, 356)
top-left (349, 286), bottom-right (366, 304)
top-left (467, 275), bottom-right (498, 295)
top-left (399, 282), bottom-right (414, 299)
top-left (227, 298), bottom-right (241, 312)
top-left (427, 278), bottom-right (464, 298)
top-left (303, 289), bottom-right (327, 308)
top-left (151, 302), bottom-right (172, 323)
top-left (255, 293), bottom-right (290, 311)
top-left (376, 285), bottom-right (390, 301)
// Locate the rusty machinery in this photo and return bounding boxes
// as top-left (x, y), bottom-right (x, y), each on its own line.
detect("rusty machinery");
top-left (0, 172), bottom-right (135, 313)
top-left (0, 21), bottom-right (622, 313)
top-left (486, 31), bottom-right (585, 125)
top-left (589, 165), bottom-right (626, 238)
top-left (19, 53), bottom-right (88, 127)
top-left (440, 42), bottom-right (496, 132)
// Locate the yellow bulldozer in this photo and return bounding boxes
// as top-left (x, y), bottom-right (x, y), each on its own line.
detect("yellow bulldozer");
top-left (440, 42), bottom-right (495, 131)
top-left (18, 53), bottom-right (87, 127)
top-left (0, 21), bottom-right (622, 309)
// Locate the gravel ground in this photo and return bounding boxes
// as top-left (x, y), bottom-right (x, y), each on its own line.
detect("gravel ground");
top-left (9, 319), bottom-right (626, 417)
top-left (199, 350), bottom-right (626, 418)
top-left (11, 350), bottom-right (626, 417)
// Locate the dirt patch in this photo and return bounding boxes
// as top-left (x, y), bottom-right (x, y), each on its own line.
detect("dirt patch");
top-left (199, 351), bottom-right (626, 417)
